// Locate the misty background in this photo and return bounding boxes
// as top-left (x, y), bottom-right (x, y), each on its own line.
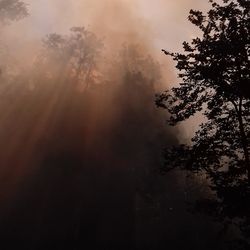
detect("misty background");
top-left (0, 0), bottom-right (231, 249)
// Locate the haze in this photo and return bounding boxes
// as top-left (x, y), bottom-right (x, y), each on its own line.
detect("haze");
top-left (0, 1), bottom-right (219, 249)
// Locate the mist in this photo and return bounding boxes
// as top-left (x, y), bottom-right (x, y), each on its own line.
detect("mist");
top-left (0, 1), bottom-right (224, 249)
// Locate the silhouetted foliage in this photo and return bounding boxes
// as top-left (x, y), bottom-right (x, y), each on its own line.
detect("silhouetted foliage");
top-left (157, 0), bottom-right (250, 246)
top-left (0, 0), bottom-right (28, 24)
top-left (34, 27), bottom-right (103, 91)
top-left (0, 0), bottom-right (28, 79)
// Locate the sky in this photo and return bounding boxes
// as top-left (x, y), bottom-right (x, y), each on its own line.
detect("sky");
top-left (5, 0), bottom-right (210, 52)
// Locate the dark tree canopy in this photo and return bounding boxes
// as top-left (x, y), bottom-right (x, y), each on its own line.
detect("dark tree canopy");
top-left (0, 0), bottom-right (28, 24)
top-left (157, 0), bottom-right (250, 244)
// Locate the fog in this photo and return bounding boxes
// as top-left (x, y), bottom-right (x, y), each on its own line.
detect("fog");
top-left (0, 1), bottom-right (224, 249)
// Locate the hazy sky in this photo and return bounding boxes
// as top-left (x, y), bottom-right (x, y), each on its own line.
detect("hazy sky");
top-left (5, 0), bottom-right (210, 52)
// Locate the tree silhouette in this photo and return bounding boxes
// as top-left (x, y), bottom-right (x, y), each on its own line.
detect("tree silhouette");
top-left (0, 0), bottom-right (28, 24)
top-left (34, 27), bottom-right (103, 91)
top-left (0, 0), bottom-right (28, 78)
top-left (156, 0), bottom-right (250, 245)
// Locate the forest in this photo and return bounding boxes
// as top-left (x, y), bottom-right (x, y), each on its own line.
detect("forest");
top-left (0, 0), bottom-right (249, 249)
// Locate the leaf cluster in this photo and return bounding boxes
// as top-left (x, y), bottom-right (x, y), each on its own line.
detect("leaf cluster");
top-left (0, 0), bottom-right (28, 24)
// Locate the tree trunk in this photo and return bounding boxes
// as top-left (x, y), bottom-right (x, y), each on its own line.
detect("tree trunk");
top-left (237, 97), bottom-right (250, 182)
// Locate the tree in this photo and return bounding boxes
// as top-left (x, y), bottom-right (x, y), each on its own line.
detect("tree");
top-left (156, 0), bottom-right (250, 245)
top-left (0, 0), bottom-right (28, 78)
top-left (33, 27), bottom-right (103, 91)
top-left (0, 0), bottom-right (28, 24)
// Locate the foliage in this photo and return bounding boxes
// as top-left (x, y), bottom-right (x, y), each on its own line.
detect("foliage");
top-left (0, 0), bottom-right (28, 79)
top-left (156, 0), bottom-right (250, 244)
top-left (34, 27), bottom-right (104, 90)
top-left (0, 0), bottom-right (28, 24)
